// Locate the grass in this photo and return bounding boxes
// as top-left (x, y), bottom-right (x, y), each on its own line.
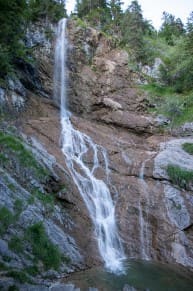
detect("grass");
top-left (182, 143), bottom-right (193, 155)
top-left (25, 222), bottom-right (62, 270)
top-left (141, 83), bottom-right (193, 127)
top-left (0, 207), bottom-right (14, 235)
top-left (167, 164), bottom-right (193, 189)
top-left (31, 188), bottom-right (55, 214)
top-left (6, 270), bottom-right (31, 284)
top-left (8, 236), bottom-right (23, 253)
top-left (14, 199), bottom-right (23, 218)
top-left (0, 131), bottom-right (48, 179)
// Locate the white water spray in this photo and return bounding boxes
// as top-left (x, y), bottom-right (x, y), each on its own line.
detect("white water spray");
top-left (138, 159), bottom-right (151, 260)
top-left (54, 18), bottom-right (125, 273)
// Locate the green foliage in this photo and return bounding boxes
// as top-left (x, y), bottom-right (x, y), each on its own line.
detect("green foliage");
top-left (0, 0), bottom-right (66, 77)
top-left (0, 131), bottom-right (48, 180)
top-left (182, 143), bottom-right (193, 155)
top-left (141, 83), bottom-right (193, 126)
top-left (25, 265), bottom-right (39, 276)
top-left (25, 222), bottom-right (62, 270)
top-left (120, 1), bottom-right (151, 64)
top-left (8, 236), bottom-right (23, 253)
top-left (6, 270), bottom-right (31, 284)
top-left (0, 0), bottom-right (28, 77)
top-left (76, 0), bottom-right (108, 19)
top-left (167, 164), bottom-right (193, 189)
top-left (31, 188), bottom-right (55, 212)
top-left (28, 0), bottom-right (67, 23)
top-left (0, 207), bottom-right (14, 235)
top-left (159, 12), bottom-right (185, 45)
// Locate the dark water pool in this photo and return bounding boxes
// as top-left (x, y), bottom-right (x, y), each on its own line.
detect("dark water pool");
top-left (64, 260), bottom-right (193, 291)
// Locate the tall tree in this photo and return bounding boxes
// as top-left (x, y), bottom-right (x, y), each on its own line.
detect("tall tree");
top-left (159, 12), bottom-right (185, 45)
top-left (0, 0), bottom-right (27, 76)
top-left (29, 0), bottom-right (67, 22)
top-left (76, 0), bottom-right (107, 18)
top-left (108, 0), bottom-right (123, 34)
top-left (121, 0), bottom-right (147, 62)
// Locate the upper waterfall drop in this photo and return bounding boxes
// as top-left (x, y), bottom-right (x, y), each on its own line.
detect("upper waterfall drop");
top-left (54, 18), bottom-right (126, 273)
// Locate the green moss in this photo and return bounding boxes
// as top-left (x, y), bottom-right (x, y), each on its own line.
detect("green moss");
top-left (8, 236), bottom-right (23, 253)
top-left (25, 222), bottom-right (62, 270)
top-left (0, 207), bottom-right (14, 235)
top-left (167, 164), bottom-right (193, 189)
top-left (182, 143), bottom-right (193, 155)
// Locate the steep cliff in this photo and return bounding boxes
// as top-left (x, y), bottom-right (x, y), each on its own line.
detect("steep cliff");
top-left (0, 18), bottom-right (193, 289)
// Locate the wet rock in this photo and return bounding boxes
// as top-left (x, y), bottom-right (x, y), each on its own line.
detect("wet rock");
top-left (0, 87), bottom-right (6, 104)
top-left (164, 184), bottom-right (190, 230)
top-left (11, 92), bottom-right (25, 111)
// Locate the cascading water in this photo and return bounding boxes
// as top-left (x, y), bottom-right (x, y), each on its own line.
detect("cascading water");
top-left (138, 159), bottom-right (151, 260)
top-left (54, 18), bottom-right (125, 273)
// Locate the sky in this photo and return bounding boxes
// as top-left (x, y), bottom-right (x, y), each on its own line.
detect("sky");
top-left (66, 0), bottom-right (193, 30)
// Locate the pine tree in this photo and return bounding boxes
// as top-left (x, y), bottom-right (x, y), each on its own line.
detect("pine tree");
top-left (121, 0), bottom-right (147, 63)
top-left (159, 12), bottom-right (185, 45)
top-left (108, 0), bottom-right (123, 34)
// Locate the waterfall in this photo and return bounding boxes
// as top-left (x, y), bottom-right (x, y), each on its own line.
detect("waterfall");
top-left (138, 160), bottom-right (151, 260)
top-left (54, 18), bottom-right (125, 273)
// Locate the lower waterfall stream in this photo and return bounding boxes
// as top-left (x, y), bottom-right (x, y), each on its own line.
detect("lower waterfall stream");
top-left (55, 18), bottom-right (125, 273)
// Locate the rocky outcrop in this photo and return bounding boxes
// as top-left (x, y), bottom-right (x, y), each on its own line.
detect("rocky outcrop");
top-left (65, 20), bottom-right (193, 272)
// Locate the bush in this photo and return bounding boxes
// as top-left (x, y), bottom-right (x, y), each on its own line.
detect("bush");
top-left (167, 164), bottom-right (193, 189)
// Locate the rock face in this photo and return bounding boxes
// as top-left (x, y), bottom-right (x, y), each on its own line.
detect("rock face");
top-left (65, 20), bottom-right (193, 272)
top-left (1, 18), bottom-right (193, 289)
